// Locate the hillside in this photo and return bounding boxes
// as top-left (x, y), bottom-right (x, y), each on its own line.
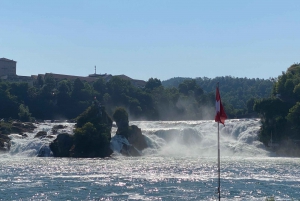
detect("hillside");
top-left (162, 76), bottom-right (274, 110)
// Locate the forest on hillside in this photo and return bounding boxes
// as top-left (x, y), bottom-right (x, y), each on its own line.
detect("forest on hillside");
top-left (163, 76), bottom-right (274, 112)
top-left (0, 74), bottom-right (274, 122)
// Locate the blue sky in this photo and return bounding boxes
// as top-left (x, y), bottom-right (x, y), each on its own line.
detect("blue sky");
top-left (1, 0), bottom-right (299, 81)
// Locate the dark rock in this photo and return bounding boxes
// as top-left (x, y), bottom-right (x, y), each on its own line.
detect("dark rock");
top-left (21, 133), bottom-right (28, 138)
top-left (114, 125), bottom-right (148, 156)
top-left (52, 124), bottom-right (67, 134)
top-left (112, 108), bottom-right (148, 156)
top-left (34, 131), bottom-right (47, 138)
top-left (11, 122), bottom-right (36, 134)
top-left (0, 134), bottom-right (10, 141)
top-left (0, 134), bottom-right (11, 152)
top-left (127, 125), bottom-right (148, 151)
top-left (50, 133), bottom-right (74, 157)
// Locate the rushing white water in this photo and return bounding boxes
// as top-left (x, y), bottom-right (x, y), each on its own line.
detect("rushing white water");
top-left (1, 119), bottom-right (299, 200)
top-left (130, 119), bottom-right (270, 157)
top-left (5, 122), bottom-right (74, 158)
top-left (6, 118), bottom-right (268, 158)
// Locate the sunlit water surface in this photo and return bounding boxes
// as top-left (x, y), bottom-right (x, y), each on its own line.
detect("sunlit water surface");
top-left (1, 119), bottom-right (300, 200)
top-left (0, 157), bottom-right (299, 200)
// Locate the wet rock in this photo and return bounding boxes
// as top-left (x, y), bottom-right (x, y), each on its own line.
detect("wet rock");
top-left (52, 124), bottom-right (67, 134)
top-left (21, 133), bottom-right (28, 138)
top-left (0, 134), bottom-right (11, 152)
top-left (50, 133), bottom-right (74, 157)
top-left (11, 122), bottom-right (36, 134)
top-left (34, 131), bottom-right (47, 138)
top-left (112, 108), bottom-right (148, 156)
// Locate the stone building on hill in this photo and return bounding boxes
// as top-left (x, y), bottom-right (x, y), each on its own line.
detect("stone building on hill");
top-left (0, 58), bottom-right (34, 85)
top-left (0, 58), bottom-right (16, 76)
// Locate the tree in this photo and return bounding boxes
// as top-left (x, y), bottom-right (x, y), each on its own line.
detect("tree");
top-left (112, 107), bottom-right (129, 125)
top-left (145, 78), bottom-right (162, 90)
top-left (93, 77), bottom-right (106, 95)
top-left (71, 78), bottom-right (85, 100)
top-left (18, 104), bottom-right (32, 122)
top-left (73, 122), bottom-right (111, 157)
top-left (286, 102), bottom-right (300, 134)
top-left (246, 98), bottom-right (256, 113)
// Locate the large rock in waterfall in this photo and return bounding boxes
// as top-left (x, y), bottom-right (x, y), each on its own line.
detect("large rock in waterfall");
top-left (50, 101), bottom-right (113, 158)
top-left (49, 133), bottom-right (74, 157)
top-left (0, 134), bottom-right (11, 152)
top-left (111, 107), bottom-right (148, 156)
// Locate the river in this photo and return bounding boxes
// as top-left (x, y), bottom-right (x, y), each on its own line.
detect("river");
top-left (1, 119), bottom-right (299, 200)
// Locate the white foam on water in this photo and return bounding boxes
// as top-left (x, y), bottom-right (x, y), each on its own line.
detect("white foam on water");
top-left (131, 119), bottom-right (270, 157)
top-left (3, 119), bottom-right (270, 158)
top-left (6, 122), bottom-right (74, 157)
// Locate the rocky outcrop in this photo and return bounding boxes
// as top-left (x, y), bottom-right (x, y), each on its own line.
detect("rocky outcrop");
top-left (51, 125), bottom-right (67, 134)
top-left (117, 125), bottom-right (148, 150)
top-left (49, 133), bottom-right (74, 157)
top-left (0, 134), bottom-right (11, 152)
top-left (34, 131), bottom-right (47, 138)
top-left (127, 125), bottom-right (148, 150)
top-left (50, 102), bottom-right (113, 158)
top-left (112, 107), bottom-right (148, 156)
top-left (11, 122), bottom-right (36, 134)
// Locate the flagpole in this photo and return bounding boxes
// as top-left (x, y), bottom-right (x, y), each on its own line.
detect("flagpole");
top-left (217, 82), bottom-right (221, 201)
top-left (215, 82), bottom-right (226, 200)
top-left (218, 121), bottom-right (221, 201)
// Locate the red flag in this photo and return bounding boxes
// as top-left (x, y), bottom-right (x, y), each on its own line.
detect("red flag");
top-left (215, 87), bottom-right (227, 125)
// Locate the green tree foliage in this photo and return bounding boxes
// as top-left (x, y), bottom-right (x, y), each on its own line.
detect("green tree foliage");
top-left (71, 78), bottom-right (85, 101)
top-left (73, 122), bottom-right (111, 157)
top-left (286, 102), bottom-right (300, 138)
top-left (73, 104), bottom-right (113, 157)
top-left (93, 77), bottom-right (106, 96)
top-left (163, 76), bottom-right (273, 111)
top-left (145, 78), bottom-right (162, 91)
top-left (0, 72), bottom-right (276, 122)
top-left (112, 107), bottom-right (129, 124)
top-left (0, 82), bottom-right (19, 119)
top-left (56, 80), bottom-right (73, 118)
top-left (254, 63), bottom-right (300, 145)
top-left (18, 104), bottom-right (32, 122)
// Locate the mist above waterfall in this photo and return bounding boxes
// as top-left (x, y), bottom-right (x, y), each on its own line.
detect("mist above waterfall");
top-left (131, 119), bottom-right (270, 157)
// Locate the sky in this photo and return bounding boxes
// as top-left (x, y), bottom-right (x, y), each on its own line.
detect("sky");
top-left (1, 1), bottom-right (300, 81)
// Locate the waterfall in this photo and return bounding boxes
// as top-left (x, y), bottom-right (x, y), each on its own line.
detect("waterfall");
top-left (5, 122), bottom-right (74, 157)
top-left (4, 119), bottom-right (270, 157)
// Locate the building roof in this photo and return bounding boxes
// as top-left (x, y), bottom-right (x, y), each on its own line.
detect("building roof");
top-left (0, 58), bottom-right (16, 63)
top-left (44, 73), bottom-right (98, 83)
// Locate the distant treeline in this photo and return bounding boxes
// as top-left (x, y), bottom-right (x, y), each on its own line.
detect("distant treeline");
top-left (0, 74), bottom-right (273, 121)
top-left (163, 76), bottom-right (274, 113)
